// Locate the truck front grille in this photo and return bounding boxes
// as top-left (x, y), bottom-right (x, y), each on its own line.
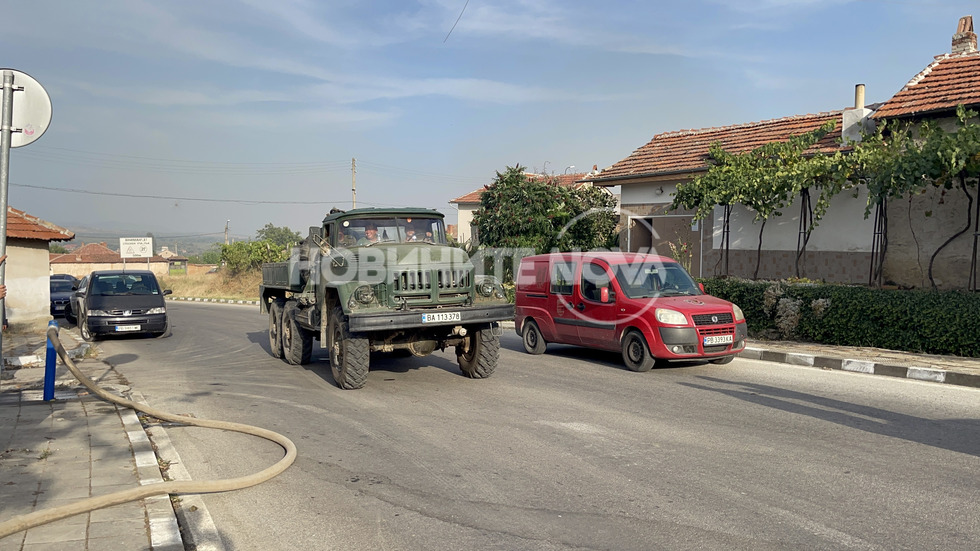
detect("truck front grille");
top-left (393, 269), bottom-right (470, 292)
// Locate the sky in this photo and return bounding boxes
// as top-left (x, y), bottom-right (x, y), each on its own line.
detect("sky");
top-left (1, 0), bottom-right (977, 244)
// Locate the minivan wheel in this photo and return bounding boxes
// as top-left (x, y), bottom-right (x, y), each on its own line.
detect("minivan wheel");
top-left (154, 319), bottom-right (172, 338)
top-left (522, 320), bottom-right (546, 355)
top-left (79, 314), bottom-right (96, 342)
top-left (621, 331), bottom-right (655, 372)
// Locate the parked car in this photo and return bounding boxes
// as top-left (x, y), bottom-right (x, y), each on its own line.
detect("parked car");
top-left (51, 273), bottom-right (80, 287)
top-left (71, 270), bottom-right (172, 341)
top-left (50, 277), bottom-right (75, 317)
top-left (514, 252), bottom-right (747, 371)
top-left (64, 275), bottom-right (87, 325)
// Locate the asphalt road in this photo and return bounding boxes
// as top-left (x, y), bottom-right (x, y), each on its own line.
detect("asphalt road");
top-left (97, 301), bottom-right (980, 550)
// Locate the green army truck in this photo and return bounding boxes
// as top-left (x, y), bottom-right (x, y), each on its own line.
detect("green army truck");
top-left (260, 207), bottom-right (513, 389)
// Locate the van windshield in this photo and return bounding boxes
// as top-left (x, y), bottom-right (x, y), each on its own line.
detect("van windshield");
top-left (612, 261), bottom-right (700, 298)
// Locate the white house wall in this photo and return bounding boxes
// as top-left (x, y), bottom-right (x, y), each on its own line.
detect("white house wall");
top-left (5, 239), bottom-right (53, 331)
top-left (710, 187), bottom-right (876, 252)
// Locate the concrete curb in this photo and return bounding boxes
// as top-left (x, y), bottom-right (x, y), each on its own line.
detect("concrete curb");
top-left (168, 296), bottom-right (259, 305)
top-left (131, 392), bottom-right (226, 551)
top-left (119, 403), bottom-right (183, 551)
top-left (740, 347), bottom-right (980, 389)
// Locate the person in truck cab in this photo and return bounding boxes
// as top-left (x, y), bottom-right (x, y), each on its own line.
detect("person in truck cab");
top-left (358, 223), bottom-right (380, 245)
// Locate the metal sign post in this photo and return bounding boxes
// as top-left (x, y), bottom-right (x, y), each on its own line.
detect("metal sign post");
top-left (0, 69), bottom-right (52, 380)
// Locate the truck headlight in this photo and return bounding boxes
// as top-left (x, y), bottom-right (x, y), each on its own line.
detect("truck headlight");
top-left (476, 276), bottom-right (504, 298)
top-left (655, 308), bottom-right (687, 325)
top-left (354, 285), bottom-right (376, 304)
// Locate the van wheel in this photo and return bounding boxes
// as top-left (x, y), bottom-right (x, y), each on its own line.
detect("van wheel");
top-left (710, 354), bottom-right (735, 365)
top-left (330, 307), bottom-right (369, 389)
top-left (268, 300), bottom-right (284, 358)
top-left (621, 331), bottom-right (655, 372)
top-left (522, 320), bottom-right (546, 355)
top-left (79, 314), bottom-right (96, 342)
top-left (457, 327), bottom-right (499, 378)
top-left (282, 304), bottom-right (313, 365)
top-left (153, 319), bottom-right (172, 338)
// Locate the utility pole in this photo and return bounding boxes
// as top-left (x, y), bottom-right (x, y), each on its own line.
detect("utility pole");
top-left (351, 157), bottom-right (357, 209)
top-left (224, 220), bottom-right (230, 245)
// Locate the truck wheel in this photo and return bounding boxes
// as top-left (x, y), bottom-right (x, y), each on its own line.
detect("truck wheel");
top-left (621, 330), bottom-right (655, 372)
top-left (282, 304), bottom-right (313, 365)
top-left (268, 300), bottom-right (284, 359)
top-left (329, 307), bottom-right (369, 389)
top-left (521, 319), bottom-right (546, 355)
top-left (457, 326), bottom-right (499, 378)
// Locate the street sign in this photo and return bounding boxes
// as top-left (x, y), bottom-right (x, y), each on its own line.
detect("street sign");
top-left (120, 237), bottom-right (153, 259)
top-left (1, 69), bottom-right (52, 148)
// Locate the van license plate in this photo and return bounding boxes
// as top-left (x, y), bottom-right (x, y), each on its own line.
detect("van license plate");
top-left (115, 325), bottom-right (141, 332)
top-left (422, 312), bottom-right (461, 323)
top-left (703, 335), bottom-right (733, 345)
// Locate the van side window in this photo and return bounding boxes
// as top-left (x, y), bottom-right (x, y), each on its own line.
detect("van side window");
top-left (581, 262), bottom-right (613, 302)
top-left (550, 261), bottom-right (575, 295)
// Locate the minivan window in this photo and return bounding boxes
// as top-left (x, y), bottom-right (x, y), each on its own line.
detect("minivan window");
top-left (612, 261), bottom-right (700, 298)
top-left (550, 261), bottom-right (575, 295)
top-left (581, 262), bottom-right (614, 302)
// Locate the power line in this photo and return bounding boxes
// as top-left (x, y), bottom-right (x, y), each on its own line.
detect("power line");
top-left (444, 0), bottom-right (470, 42)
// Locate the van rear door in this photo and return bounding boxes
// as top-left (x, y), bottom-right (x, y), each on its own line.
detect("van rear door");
top-left (549, 257), bottom-right (581, 344)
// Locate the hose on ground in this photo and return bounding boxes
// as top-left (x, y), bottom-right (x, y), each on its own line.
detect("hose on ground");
top-left (0, 325), bottom-right (298, 538)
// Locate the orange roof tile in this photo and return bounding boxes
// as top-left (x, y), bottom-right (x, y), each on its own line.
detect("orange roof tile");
top-left (6, 206), bottom-right (74, 241)
top-left (450, 172), bottom-right (591, 204)
top-left (873, 52), bottom-right (980, 119)
top-left (49, 242), bottom-right (175, 264)
top-left (590, 111), bottom-right (844, 184)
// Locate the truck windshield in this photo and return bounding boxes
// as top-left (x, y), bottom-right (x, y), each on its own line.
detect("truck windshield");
top-left (612, 261), bottom-right (700, 298)
top-left (339, 217), bottom-right (447, 246)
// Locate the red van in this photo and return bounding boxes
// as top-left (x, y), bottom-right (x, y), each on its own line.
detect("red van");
top-left (515, 252), bottom-right (747, 371)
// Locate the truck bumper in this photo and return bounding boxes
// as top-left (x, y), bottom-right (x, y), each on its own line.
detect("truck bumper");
top-left (349, 304), bottom-right (514, 333)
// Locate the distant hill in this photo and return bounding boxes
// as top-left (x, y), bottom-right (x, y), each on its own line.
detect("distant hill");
top-left (60, 227), bottom-right (247, 257)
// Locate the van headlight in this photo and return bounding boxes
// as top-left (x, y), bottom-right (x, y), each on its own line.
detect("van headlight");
top-left (146, 307), bottom-right (166, 315)
top-left (733, 304), bottom-right (744, 322)
top-left (655, 308), bottom-right (687, 325)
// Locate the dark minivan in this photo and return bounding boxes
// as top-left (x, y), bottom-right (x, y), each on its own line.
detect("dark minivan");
top-left (73, 270), bottom-right (172, 341)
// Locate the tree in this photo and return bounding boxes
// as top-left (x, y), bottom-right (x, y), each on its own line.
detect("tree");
top-left (188, 243), bottom-right (222, 264)
top-left (256, 223), bottom-right (302, 249)
top-left (221, 240), bottom-right (288, 274)
top-left (473, 165), bottom-right (619, 254)
top-left (50, 243), bottom-right (68, 254)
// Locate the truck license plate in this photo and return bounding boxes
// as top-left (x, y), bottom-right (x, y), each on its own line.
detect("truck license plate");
top-left (703, 335), bottom-right (733, 345)
top-left (115, 325), bottom-right (141, 332)
top-left (422, 312), bottom-right (461, 323)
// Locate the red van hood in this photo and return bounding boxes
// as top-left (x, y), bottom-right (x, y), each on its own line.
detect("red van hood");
top-left (651, 294), bottom-right (735, 313)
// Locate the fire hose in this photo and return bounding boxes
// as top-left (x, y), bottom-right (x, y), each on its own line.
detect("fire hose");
top-left (0, 325), bottom-right (297, 538)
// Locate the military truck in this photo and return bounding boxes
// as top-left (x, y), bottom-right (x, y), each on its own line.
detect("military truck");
top-left (260, 207), bottom-right (513, 389)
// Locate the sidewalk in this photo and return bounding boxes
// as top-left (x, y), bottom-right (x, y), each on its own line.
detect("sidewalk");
top-left (0, 326), bottom-right (182, 551)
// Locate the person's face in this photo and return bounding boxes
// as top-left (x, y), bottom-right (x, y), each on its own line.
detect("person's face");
top-left (365, 227), bottom-right (378, 239)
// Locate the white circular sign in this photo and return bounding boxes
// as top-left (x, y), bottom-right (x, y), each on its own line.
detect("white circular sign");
top-left (2, 69), bottom-right (52, 148)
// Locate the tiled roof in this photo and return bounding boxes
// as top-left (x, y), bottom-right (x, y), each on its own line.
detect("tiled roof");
top-left (6, 206), bottom-right (74, 241)
top-left (873, 52), bottom-right (980, 119)
top-left (590, 111), bottom-right (844, 184)
top-left (50, 242), bottom-right (175, 264)
top-left (450, 172), bottom-right (591, 204)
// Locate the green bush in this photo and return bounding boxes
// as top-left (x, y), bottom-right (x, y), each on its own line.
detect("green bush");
top-left (700, 278), bottom-right (980, 357)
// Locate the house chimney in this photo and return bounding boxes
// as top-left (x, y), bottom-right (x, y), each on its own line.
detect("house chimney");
top-left (952, 15), bottom-right (977, 54)
top-left (854, 83), bottom-right (866, 110)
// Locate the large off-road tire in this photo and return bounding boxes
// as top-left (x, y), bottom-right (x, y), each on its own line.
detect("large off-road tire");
top-left (710, 354), bottom-right (735, 365)
top-left (457, 326), bottom-right (499, 379)
top-left (621, 330), bottom-right (655, 372)
top-left (282, 304), bottom-right (313, 365)
top-left (329, 307), bottom-right (369, 389)
top-left (521, 319), bottom-right (546, 355)
top-left (268, 300), bottom-right (284, 359)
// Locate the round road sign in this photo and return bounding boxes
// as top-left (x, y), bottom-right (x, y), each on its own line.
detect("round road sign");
top-left (2, 69), bottom-right (52, 148)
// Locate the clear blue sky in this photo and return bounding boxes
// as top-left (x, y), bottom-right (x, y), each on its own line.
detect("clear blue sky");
top-left (2, 0), bottom-right (976, 242)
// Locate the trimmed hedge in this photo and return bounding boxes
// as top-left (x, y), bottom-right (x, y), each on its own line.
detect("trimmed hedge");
top-left (700, 278), bottom-right (980, 357)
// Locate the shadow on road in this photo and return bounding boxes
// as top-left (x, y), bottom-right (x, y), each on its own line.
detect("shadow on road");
top-left (681, 376), bottom-right (980, 457)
